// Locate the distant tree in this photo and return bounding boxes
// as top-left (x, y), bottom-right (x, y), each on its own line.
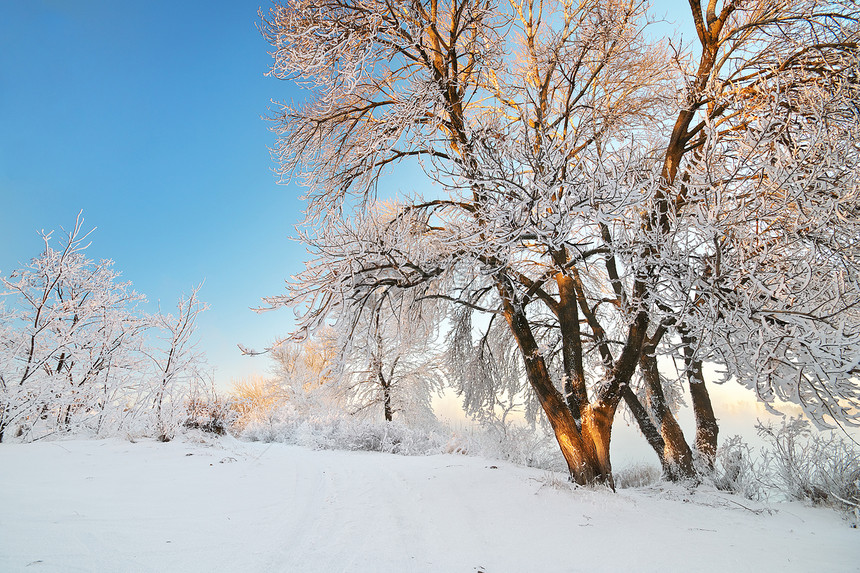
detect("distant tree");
top-left (336, 287), bottom-right (445, 423)
top-left (261, 0), bottom-right (860, 485)
top-left (228, 374), bottom-right (286, 430)
top-left (144, 283), bottom-right (209, 442)
top-left (279, 202), bottom-right (447, 423)
top-left (265, 329), bottom-right (340, 413)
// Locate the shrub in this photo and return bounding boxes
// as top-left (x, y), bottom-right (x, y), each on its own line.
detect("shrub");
top-left (181, 379), bottom-right (237, 437)
top-left (757, 418), bottom-right (860, 513)
top-left (614, 463), bottom-right (662, 489)
top-left (711, 434), bottom-right (767, 501)
top-left (184, 396), bottom-right (236, 436)
top-left (241, 407), bottom-right (448, 455)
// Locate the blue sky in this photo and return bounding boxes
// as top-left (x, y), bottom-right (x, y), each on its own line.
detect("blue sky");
top-left (0, 0), bottom-right (308, 385)
top-left (1, 0), bottom-right (694, 388)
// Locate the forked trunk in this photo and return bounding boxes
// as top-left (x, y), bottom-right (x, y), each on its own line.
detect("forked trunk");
top-left (500, 291), bottom-right (613, 486)
top-left (538, 391), bottom-right (605, 485)
top-left (579, 404), bottom-right (615, 488)
top-left (536, 388), bottom-right (615, 487)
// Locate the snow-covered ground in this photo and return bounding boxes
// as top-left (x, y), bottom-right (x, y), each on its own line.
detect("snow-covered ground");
top-left (1, 436), bottom-right (856, 572)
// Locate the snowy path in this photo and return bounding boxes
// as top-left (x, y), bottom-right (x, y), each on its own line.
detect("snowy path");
top-left (0, 438), bottom-right (857, 572)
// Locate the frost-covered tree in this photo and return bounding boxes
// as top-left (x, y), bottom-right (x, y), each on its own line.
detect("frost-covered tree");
top-left (290, 203), bottom-right (447, 423)
top-left (337, 288), bottom-right (445, 423)
top-left (266, 330), bottom-right (340, 413)
top-left (634, 0), bottom-right (860, 472)
top-left (0, 216), bottom-right (210, 442)
top-left (260, 0), bottom-right (860, 485)
top-left (0, 215), bottom-right (148, 441)
top-left (144, 284), bottom-right (209, 441)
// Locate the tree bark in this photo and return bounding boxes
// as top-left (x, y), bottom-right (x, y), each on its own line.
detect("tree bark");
top-left (689, 378), bottom-right (718, 469)
top-left (640, 353), bottom-right (696, 480)
top-left (579, 403), bottom-right (616, 488)
top-left (686, 363), bottom-right (718, 468)
top-left (498, 283), bottom-right (610, 486)
top-left (380, 370), bottom-right (393, 422)
top-left (556, 273), bottom-right (586, 430)
top-left (681, 333), bottom-right (719, 469)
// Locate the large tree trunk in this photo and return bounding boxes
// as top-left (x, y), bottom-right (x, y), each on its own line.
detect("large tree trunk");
top-left (681, 334), bottom-right (719, 469)
top-left (499, 287), bottom-right (612, 487)
top-left (518, 339), bottom-right (601, 485)
top-left (540, 387), bottom-right (606, 486)
top-left (579, 403), bottom-right (615, 488)
top-left (640, 354), bottom-right (696, 480)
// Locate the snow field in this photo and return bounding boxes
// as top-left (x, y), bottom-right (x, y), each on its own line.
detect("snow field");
top-left (1, 437), bottom-right (857, 572)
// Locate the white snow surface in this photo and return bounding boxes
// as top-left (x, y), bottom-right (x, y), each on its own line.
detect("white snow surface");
top-left (1, 436), bottom-right (856, 572)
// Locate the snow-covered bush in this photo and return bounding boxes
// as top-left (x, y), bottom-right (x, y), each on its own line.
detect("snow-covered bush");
top-left (703, 419), bottom-right (860, 519)
top-left (241, 407), bottom-right (448, 455)
top-left (239, 404), bottom-right (578, 470)
top-left (710, 435), bottom-right (767, 501)
top-left (183, 379), bottom-right (236, 436)
top-left (757, 419), bottom-right (860, 513)
top-left (614, 463), bottom-right (662, 489)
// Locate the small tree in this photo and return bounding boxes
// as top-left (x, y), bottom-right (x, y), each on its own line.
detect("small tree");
top-left (0, 214), bottom-right (147, 441)
top-left (264, 330), bottom-right (341, 414)
top-left (145, 284), bottom-right (209, 442)
top-left (337, 289), bottom-right (445, 423)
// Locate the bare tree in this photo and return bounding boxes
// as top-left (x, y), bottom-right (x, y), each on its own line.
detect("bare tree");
top-left (260, 0), bottom-right (860, 485)
top-left (337, 285), bottom-right (445, 423)
top-left (0, 214), bottom-right (148, 441)
top-left (146, 284), bottom-right (209, 442)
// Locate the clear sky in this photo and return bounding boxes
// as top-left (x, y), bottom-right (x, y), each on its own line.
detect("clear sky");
top-left (1, 0), bottom-right (695, 389)
top-left (0, 0), bottom-right (309, 386)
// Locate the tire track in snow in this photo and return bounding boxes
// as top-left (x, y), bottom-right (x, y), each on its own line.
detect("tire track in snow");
top-left (264, 449), bottom-right (510, 572)
top-left (271, 450), bottom-right (438, 572)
